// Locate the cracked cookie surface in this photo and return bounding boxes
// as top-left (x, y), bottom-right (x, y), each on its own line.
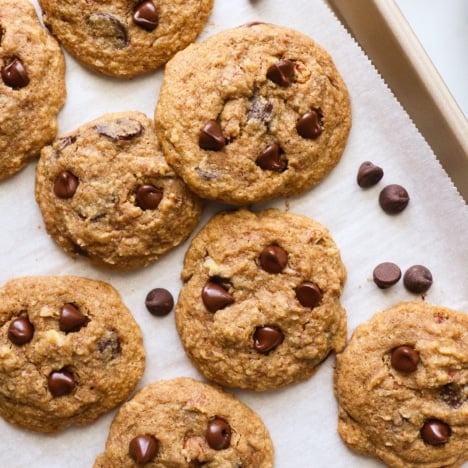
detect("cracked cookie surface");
top-left (176, 208), bottom-right (347, 391)
top-left (35, 111), bottom-right (203, 271)
top-left (155, 23), bottom-right (351, 205)
top-left (334, 302), bottom-right (468, 468)
top-left (94, 377), bottom-right (274, 467)
top-left (0, 276), bottom-right (145, 433)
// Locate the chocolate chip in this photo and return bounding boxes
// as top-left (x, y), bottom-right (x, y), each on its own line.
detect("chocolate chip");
top-left (379, 184), bottom-right (410, 214)
top-left (267, 59), bottom-right (295, 87)
top-left (206, 418), bottom-right (232, 450)
top-left (357, 161), bottom-right (384, 188)
top-left (255, 143), bottom-right (287, 172)
top-left (54, 171), bottom-right (79, 199)
top-left (295, 282), bottom-right (322, 308)
top-left (199, 120), bottom-right (226, 151)
top-left (248, 97), bottom-right (273, 122)
top-left (97, 331), bottom-right (121, 360)
top-left (202, 281), bottom-right (234, 313)
top-left (59, 303), bottom-right (88, 333)
top-left (439, 384), bottom-right (463, 408)
top-left (48, 370), bottom-right (75, 397)
top-left (129, 434), bottom-right (160, 464)
top-left (1, 57), bottom-right (29, 89)
top-left (7, 317), bottom-right (34, 345)
top-left (259, 245), bottom-right (288, 273)
top-left (57, 135), bottom-right (77, 151)
top-left (95, 118), bottom-right (143, 140)
top-left (403, 265), bottom-right (433, 294)
top-left (87, 13), bottom-right (129, 49)
top-left (133, 0), bottom-right (159, 31)
top-left (135, 184), bottom-right (163, 210)
top-left (145, 288), bottom-right (174, 316)
top-left (296, 109), bottom-right (323, 139)
top-left (390, 345), bottom-right (420, 373)
top-left (420, 419), bottom-right (451, 445)
top-left (372, 262), bottom-right (401, 289)
top-left (253, 326), bottom-right (284, 353)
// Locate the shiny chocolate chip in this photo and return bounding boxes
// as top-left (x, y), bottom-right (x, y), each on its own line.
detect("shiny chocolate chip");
top-left (267, 59), bottom-right (295, 87)
top-left (420, 419), bottom-right (451, 445)
top-left (59, 303), bottom-right (87, 333)
top-left (295, 282), bottom-right (322, 308)
top-left (202, 281), bottom-right (234, 313)
top-left (403, 265), bottom-right (433, 294)
top-left (390, 345), bottom-right (420, 373)
top-left (206, 418), bottom-right (232, 450)
top-left (48, 370), bottom-right (75, 397)
top-left (199, 120), bottom-right (226, 151)
top-left (129, 434), bottom-right (160, 464)
top-left (1, 57), bottom-right (29, 89)
top-left (379, 184), bottom-right (410, 214)
top-left (95, 118), bottom-right (143, 140)
top-left (296, 109), bottom-right (323, 139)
top-left (253, 326), bottom-right (284, 354)
top-left (54, 171), bottom-right (79, 199)
top-left (135, 184), bottom-right (163, 210)
top-left (259, 245), bottom-right (288, 273)
top-left (7, 317), bottom-right (34, 345)
top-left (87, 13), bottom-right (129, 49)
top-left (134, 0), bottom-right (159, 31)
top-left (373, 262), bottom-right (401, 289)
top-left (145, 288), bottom-right (174, 316)
top-left (255, 143), bottom-right (287, 172)
top-left (357, 161), bottom-right (384, 188)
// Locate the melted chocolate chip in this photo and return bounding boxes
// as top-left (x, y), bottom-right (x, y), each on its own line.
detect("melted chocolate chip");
top-left (57, 135), bottom-right (77, 151)
top-left (7, 317), bottom-right (34, 345)
top-left (129, 434), bottom-right (160, 464)
top-left (48, 370), bottom-right (75, 397)
top-left (420, 419), bottom-right (451, 445)
top-left (253, 326), bottom-right (284, 353)
top-left (97, 331), bottom-right (121, 360)
top-left (390, 345), bottom-right (420, 373)
top-left (135, 184), bottom-right (163, 210)
top-left (296, 109), bottom-right (323, 139)
top-left (373, 262), bottom-right (401, 289)
top-left (145, 288), bottom-right (174, 316)
top-left (59, 303), bottom-right (88, 333)
top-left (267, 59), bottom-right (295, 87)
top-left (403, 265), bottom-right (433, 294)
top-left (88, 13), bottom-right (129, 49)
top-left (1, 57), bottom-right (29, 89)
top-left (95, 118), bottom-right (143, 140)
top-left (259, 245), bottom-right (288, 273)
top-left (248, 97), bottom-right (273, 122)
top-left (54, 171), bottom-right (79, 199)
top-left (357, 161), bottom-right (384, 188)
top-left (133, 0), bottom-right (159, 31)
top-left (199, 120), bottom-right (226, 151)
top-left (379, 184), bottom-right (410, 214)
top-left (206, 418), bottom-right (232, 450)
top-left (439, 384), bottom-right (463, 408)
top-left (202, 281), bottom-right (234, 313)
top-left (295, 282), bottom-right (322, 308)
top-left (255, 143), bottom-right (287, 172)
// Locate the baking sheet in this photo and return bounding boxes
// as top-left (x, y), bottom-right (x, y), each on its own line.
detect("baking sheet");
top-left (1, 0), bottom-right (468, 466)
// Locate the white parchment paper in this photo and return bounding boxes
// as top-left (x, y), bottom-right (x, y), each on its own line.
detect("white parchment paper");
top-left (1, 0), bottom-right (467, 466)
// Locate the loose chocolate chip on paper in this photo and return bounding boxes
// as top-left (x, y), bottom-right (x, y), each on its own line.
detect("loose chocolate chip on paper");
top-left (403, 265), bottom-right (433, 294)
top-left (357, 161), bottom-right (384, 188)
top-left (206, 418), bottom-right (232, 450)
top-left (54, 171), bottom-right (79, 199)
top-left (1, 57), bottom-right (29, 89)
top-left (48, 370), bottom-right (76, 397)
top-left (202, 281), bottom-right (234, 313)
top-left (135, 184), bottom-right (163, 210)
top-left (199, 120), bottom-right (226, 151)
top-left (59, 303), bottom-right (88, 332)
top-left (253, 326), bottom-right (284, 354)
top-left (295, 281), bottom-right (322, 308)
top-left (255, 143), bottom-right (287, 172)
top-left (145, 288), bottom-right (174, 316)
top-left (133, 0), bottom-right (159, 31)
top-left (267, 59), bottom-right (295, 87)
top-left (390, 345), bottom-right (420, 373)
top-left (379, 184), bottom-right (409, 214)
top-left (296, 109), bottom-right (323, 139)
top-left (7, 317), bottom-right (34, 345)
top-left (372, 262), bottom-right (401, 289)
top-left (129, 434), bottom-right (160, 464)
top-left (420, 419), bottom-right (451, 445)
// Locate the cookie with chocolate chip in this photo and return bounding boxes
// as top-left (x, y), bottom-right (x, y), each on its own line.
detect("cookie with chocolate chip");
top-left (35, 111), bottom-right (203, 270)
top-left (334, 301), bottom-right (468, 468)
top-left (94, 377), bottom-right (274, 467)
top-left (38, 0), bottom-right (214, 77)
top-left (0, 0), bottom-right (65, 180)
top-left (0, 276), bottom-right (145, 433)
top-left (155, 23), bottom-right (351, 205)
top-left (175, 208), bottom-right (347, 391)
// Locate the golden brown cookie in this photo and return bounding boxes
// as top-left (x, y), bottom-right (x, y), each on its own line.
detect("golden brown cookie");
top-left (176, 208), bottom-right (347, 391)
top-left (0, 276), bottom-right (145, 433)
top-left (0, 0), bottom-right (65, 180)
top-left (94, 377), bottom-right (274, 467)
top-left (155, 22), bottom-right (351, 205)
top-left (334, 302), bottom-right (468, 468)
top-left (35, 111), bottom-right (203, 271)
top-left (38, 0), bottom-right (214, 77)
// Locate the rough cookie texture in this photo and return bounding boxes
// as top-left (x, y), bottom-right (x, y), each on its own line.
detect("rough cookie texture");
top-left (155, 23), bottom-right (351, 205)
top-left (35, 111), bottom-right (203, 271)
top-left (94, 377), bottom-right (274, 467)
top-left (334, 302), bottom-right (468, 468)
top-left (38, 0), bottom-right (214, 77)
top-left (0, 0), bottom-right (65, 180)
top-left (176, 209), bottom-right (347, 391)
top-left (0, 276), bottom-right (145, 433)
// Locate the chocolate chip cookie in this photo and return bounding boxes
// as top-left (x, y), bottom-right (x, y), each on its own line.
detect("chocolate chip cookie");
top-left (94, 377), bottom-right (274, 467)
top-left (334, 301), bottom-right (468, 468)
top-left (38, 0), bottom-right (214, 77)
top-left (0, 276), bottom-right (145, 433)
top-left (155, 22), bottom-right (351, 205)
top-left (35, 111), bottom-right (203, 270)
top-left (176, 208), bottom-right (347, 391)
top-left (0, 0), bottom-right (65, 180)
